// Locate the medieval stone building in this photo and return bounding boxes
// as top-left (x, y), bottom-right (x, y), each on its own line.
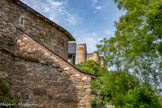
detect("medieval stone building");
top-left (77, 43), bottom-right (104, 66)
top-left (0, 0), bottom-right (96, 107)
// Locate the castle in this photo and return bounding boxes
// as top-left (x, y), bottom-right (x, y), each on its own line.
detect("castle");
top-left (77, 43), bottom-right (104, 66)
top-left (68, 43), bottom-right (104, 66)
top-left (0, 0), bottom-right (96, 107)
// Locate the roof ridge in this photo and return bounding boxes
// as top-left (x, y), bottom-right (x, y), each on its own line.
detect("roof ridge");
top-left (13, 0), bottom-right (75, 41)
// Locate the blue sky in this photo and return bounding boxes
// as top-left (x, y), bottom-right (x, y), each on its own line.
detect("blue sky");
top-left (21, 0), bottom-right (125, 53)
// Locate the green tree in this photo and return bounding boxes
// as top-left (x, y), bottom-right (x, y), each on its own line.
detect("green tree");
top-left (97, 0), bottom-right (162, 91)
top-left (95, 71), bottom-right (139, 107)
top-left (92, 71), bottom-right (161, 108)
top-left (76, 60), bottom-right (107, 75)
top-left (124, 87), bottom-right (161, 108)
top-left (76, 61), bottom-right (161, 107)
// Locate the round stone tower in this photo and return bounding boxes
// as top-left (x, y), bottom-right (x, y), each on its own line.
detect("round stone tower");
top-left (77, 43), bottom-right (87, 64)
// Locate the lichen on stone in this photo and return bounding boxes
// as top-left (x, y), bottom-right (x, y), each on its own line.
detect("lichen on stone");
top-left (17, 54), bottom-right (39, 63)
top-left (0, 46), bottom-right (14, 54)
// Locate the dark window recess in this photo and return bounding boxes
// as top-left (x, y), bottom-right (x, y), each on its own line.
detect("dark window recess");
top-left (19, 16), bottom-right (25, 26)
top-left (21, 17), bottom-right (24, 24)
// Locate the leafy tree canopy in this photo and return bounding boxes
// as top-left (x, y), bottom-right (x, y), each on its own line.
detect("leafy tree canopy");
top-left (76, 60), bottom-right (107, 75)
top-left (97, 0), bottom-right (162, 91)
top-left (93, 71), bottom-right (161, 108)
top-left (76, 61), bottom-right (161, 107)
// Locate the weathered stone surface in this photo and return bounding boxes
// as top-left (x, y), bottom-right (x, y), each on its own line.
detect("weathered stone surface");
top-left (0, 0), bottom-right (94, 108)
top-left (64, 67), bottom-right (70, 71)
top-left (82, 76), bottom-right (88, 81)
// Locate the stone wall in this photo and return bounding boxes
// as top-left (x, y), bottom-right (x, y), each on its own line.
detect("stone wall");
top-left (0, 27), bottom-right (93, 108)
top-left (0, 0), bottom-right (73, 60)
top-left (87, 52), bottom-right (99, 63)
top-left (0, 0), bottom-right (94, 107)
top-left (87, 53), bottom-right (94, 61)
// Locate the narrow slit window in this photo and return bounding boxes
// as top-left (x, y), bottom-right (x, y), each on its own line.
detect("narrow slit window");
top-left (19, 16), bottom-right (25, 27)
top-left (20, 17), bottom-right (24, 25)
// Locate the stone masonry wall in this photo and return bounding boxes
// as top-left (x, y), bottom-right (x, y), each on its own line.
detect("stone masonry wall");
top-left (0, 24), bottom-right (92, 108)
top-left (87, 52), bottom-right (99, 64)
top-left (87, 54), bottom-right (94, 61)
top-left (0, 0), bottom-right (93, 107)
top-left (0, 0), bottom-right (69, 60)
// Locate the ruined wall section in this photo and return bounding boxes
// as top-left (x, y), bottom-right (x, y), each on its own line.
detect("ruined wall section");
top-left (0, 0), bottom-right (69, 60)
top-left (87, 53), bottom-right (94, 61)
top-left (87, 52), bottom-right (99, 63)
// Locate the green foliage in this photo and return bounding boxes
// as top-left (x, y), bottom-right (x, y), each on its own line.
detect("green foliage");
top-left (81, 1), bottom-right (162, 107)
top-left (93, 71), bottom-right (137, 107)
top-left (158, 96), bottom-right (162, 107)
top-left (76, 59), bottom-right (161, 107)
top-left (76, 60), bottom-right (107, 75)
top-left (92, 71), bottom-right (161, 108)
top-left (91, 98), bottom-right (97, 108)
top-left (97, 0), bottom-right (162, 91)
top-left (0, 79), bottom-right (17, 108)
top-left (124, 87), bottom-right (161, 108)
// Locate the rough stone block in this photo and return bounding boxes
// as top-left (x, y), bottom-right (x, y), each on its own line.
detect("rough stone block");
top-left (17, 39), bottom-right (21, 43)
top-left (19, 42), bottom-right (26, 46)
top-left (82, 76), bottom-right (88, 81)
top-left (64, 67), bottom-right (70, 71)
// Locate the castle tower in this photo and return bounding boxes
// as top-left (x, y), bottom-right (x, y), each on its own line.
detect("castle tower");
top-left (77, 43), bottom-right (87, 64)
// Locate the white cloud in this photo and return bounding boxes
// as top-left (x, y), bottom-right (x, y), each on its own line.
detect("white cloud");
top-left (91, 0), bottom-right (103, 11)
top-left (92, 0), bottom-right (98, 6)
top-left (46, 0), bottom-right (64, 7)
top-left (67, 16), bottom-right (77, 25)
top-left (96, 6), bottom-right (102, 10)
top-left (43, 6), bottom-right (50, 12)
top-left (76, 32), bottom-right (104, 53)
top-left (21, 0), bottom-right (82, 25)
top-left (105, 30), bottom-right (114, 35)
